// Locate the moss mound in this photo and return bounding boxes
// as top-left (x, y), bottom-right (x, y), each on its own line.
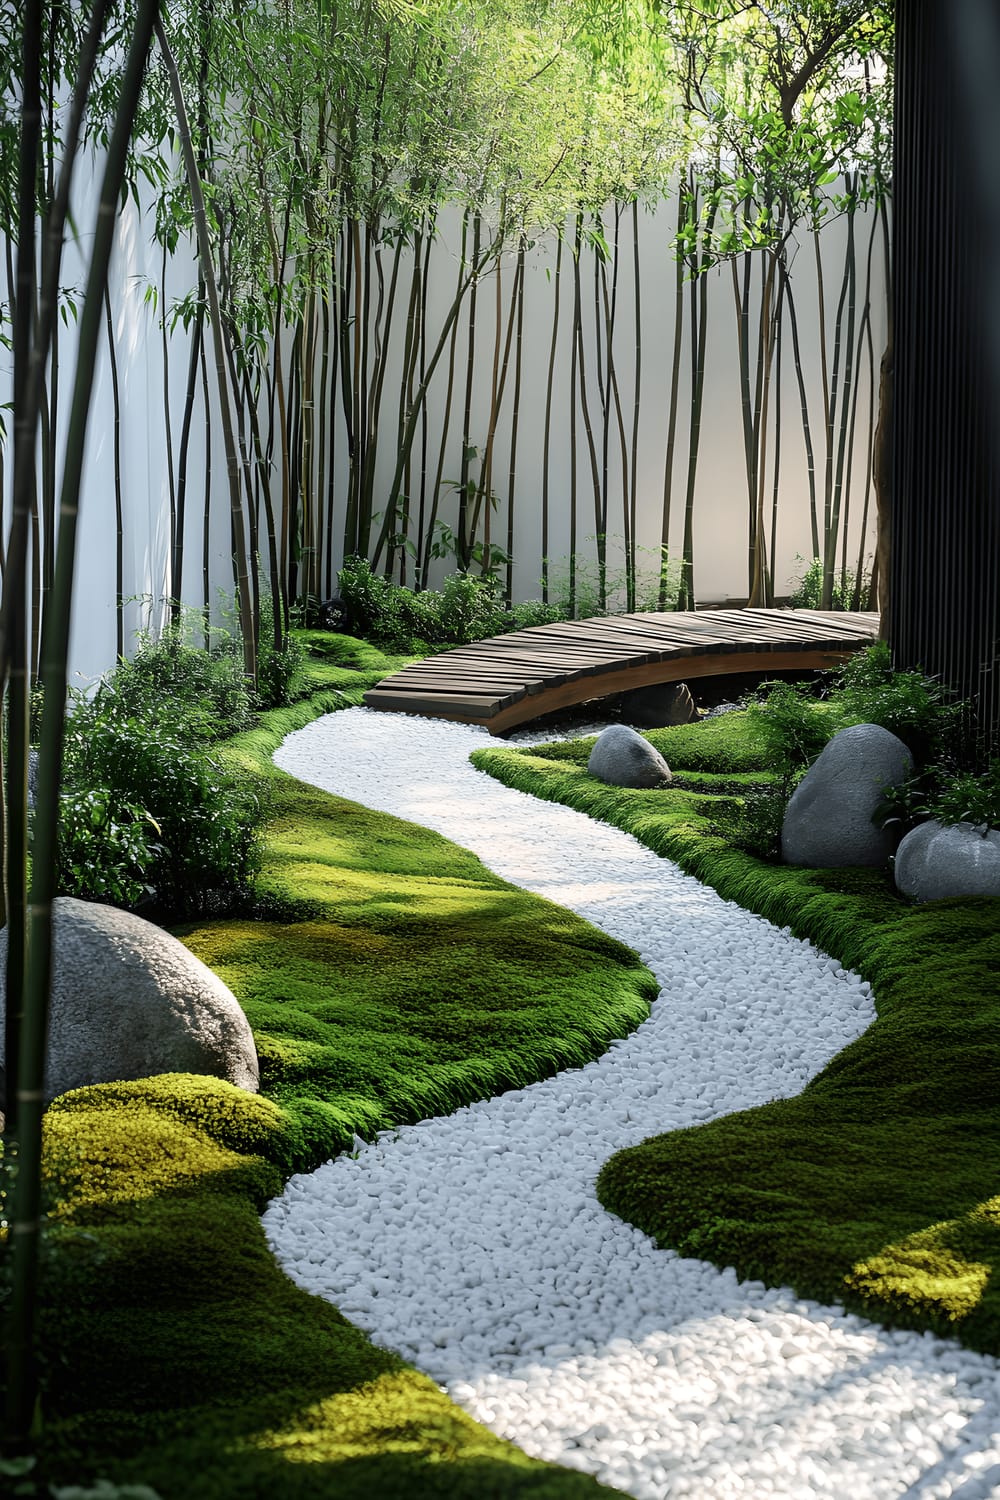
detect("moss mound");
top-left (35, 1079), bottom-right (618, 1499)
top-left (472, 716), bottom-right (1000, 1354)
top-left (26, 635), bottom-right (651, 1497)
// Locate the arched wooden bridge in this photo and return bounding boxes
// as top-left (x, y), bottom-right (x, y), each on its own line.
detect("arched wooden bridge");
top-left (363, 607), bottom-right (881, 735)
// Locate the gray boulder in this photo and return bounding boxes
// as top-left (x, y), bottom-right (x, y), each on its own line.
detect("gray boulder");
top-left (781, 722), bottom-right (913, 868)
top-left (0, 896), bottom-right (258, 1110)
top-left (588, 724), bottom-right (672, 789)
top-left (619, 681), bottom-right (697, 728)
top-left (894, 819), bottom-right (1000, 902)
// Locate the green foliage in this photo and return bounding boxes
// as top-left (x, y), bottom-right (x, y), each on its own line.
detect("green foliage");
top-left (739, 645), bottom-right (971, 790)
top-left (544, 541), bottom-right (680, 619)
top-left (787, 554), bottom-right (869, 610)
top-left (742, 679), bottom-right (838, 779)
top-left (424, 571), bottom-right (510, 645)
top-left (254, 594), bottom-right (306, 709)
top-left (878, 758), bottom-right (1000, 838)
top-left (58, 700), bottom-right (265, 921)
top-left (96, 626), bottom-right (255, 742)
top-left (835, 640), bottom-right (967, 763)
top-left (926, 759), bottom-right (1000, 832)
top-left (336, 556), bottom-right (553, 653)
top-left (55, 789), bottom-right (162, 909)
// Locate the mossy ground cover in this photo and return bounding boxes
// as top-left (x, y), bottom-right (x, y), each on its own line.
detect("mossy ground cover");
top-left (471, 718), bottom-right (1000, 1355)
top-left (26, 635), bottom-right (652, 1499)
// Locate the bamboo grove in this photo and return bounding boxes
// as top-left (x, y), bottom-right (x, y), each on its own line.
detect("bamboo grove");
top-left (0, 1), bottom-right (894, 672)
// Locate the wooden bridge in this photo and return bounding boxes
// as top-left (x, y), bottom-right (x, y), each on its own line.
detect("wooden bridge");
top-left (362, 607), bottom-right (881, 735)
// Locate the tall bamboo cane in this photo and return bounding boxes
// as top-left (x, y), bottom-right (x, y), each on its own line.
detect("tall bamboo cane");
top-left (153, 14), bottom-right (257, 683)
top-left (3, 0), bottom-right (162, 1453)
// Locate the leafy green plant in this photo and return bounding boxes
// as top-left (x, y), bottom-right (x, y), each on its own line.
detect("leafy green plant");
top-left (929, 760), bottom-right (1000, 832)
top-left (878, 758), bottom-right (1000, 838)
top-left (335, 556), bottom-right (411, 649)
top-left (336, 556), bottom-right (550, 653)
top-left (742, 679), bottom-right (839, 781)
top-left (787, 554), bottom-right (870, 611)
top-left (98, 624), bottom-right (254, 743)
top-left (254, 593), bottom-right (305, 709)
top-left (58, 708), bottom-right (265, 920)
top-left (544, 540), bottom-right (680, 619)
top-left (835, 640), bottom-right (969, 764)
top-left (55, 789), bottom-right (162, 908)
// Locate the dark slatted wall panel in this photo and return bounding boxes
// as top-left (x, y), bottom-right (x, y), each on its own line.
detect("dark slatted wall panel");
top-left (891, 0), bottom-right (1000, 747)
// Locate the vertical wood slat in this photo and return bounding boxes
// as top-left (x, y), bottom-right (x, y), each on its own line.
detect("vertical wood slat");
top-left (891, 1), bottom-right (1000, 746)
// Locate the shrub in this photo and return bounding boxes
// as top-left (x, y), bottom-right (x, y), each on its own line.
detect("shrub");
top-left (835, 640), bottom-right (969, 765)
top-left (928, 759), bottom-right (1000, 830)
top-left (742, 645), bottom-right (971, 789)
top-left (255, 593), bottom-right (306, 709)
top-left (431, 571), bottom-right (509, 643)
top-left (96, 628), bottom-right (254, 742)
top-left (336, 557), bottom-right (533, 652)
top-left (336, 556), bottom-right (415, 650)
top-left (786, 553), bottom-right (871, 610)
top-left (742, 679), bottom-right (839, 781)
top-left (58, 707), bottom-right (265, 920)
top-left (544, 540), bottom-right (680, 619)
top-left (56, 788), bottom-right (162, 908)
top-left (877, 757), bottom-right (1000, 840)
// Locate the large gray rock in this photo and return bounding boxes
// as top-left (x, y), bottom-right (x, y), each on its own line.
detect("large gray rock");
top-left (0, 896), bottom-right (258, 1109)
top-left (894, 819), bottom-right (1000, 902)
top-left (588, 724), bottom-right (672, 789)
top-left (619, 681), bottom-right (697, 728)
top-left (781, 722), bottom-right (913, 868)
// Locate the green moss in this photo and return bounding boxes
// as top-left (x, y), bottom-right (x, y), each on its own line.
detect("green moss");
top-left (474, 720), bottom-right (1000, 1354)
top-left (36, 1084), bottom-right (615, 1500)
top-left (27, 637), bottom-right (652, 1497)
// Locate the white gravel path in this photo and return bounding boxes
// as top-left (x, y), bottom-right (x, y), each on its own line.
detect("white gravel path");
top-left (263, 706), bottom-right (1000, 1500)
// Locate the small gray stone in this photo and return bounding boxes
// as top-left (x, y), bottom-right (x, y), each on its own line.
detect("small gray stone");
top-left (0, 896), bottom-right (258, 1108)
top-left (588, 724), bottom-right (672, 789)
top-left (781, 722), bottom-right (913, 868)
top-left (894, 819), bottom-right (1000, 902)
top-left (619, 681), bottom-right (696, 728)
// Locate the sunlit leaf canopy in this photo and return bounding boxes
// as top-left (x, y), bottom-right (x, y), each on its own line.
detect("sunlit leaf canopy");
top-left (0, 1), bottom-right (892, 325)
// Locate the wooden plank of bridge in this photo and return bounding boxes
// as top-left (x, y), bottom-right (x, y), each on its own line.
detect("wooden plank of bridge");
top-left (362, 607), bottom-right (880, 734)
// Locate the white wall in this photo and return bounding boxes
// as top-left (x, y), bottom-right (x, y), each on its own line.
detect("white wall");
top-left (1, 179), bottom-right (888, 686)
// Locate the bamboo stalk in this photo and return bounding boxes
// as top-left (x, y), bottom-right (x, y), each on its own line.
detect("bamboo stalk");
top-left (3, 0), bottom-right (42, 1145)
top-left (541, 230), bottom-right (564, 604)
top-left (418, 213), bottom-right (465, 587)
top-left (104, 286), bottom-right (125, 656)
top-left (660, 183), bottom-right (687, 606)
top-left (824, 181), bottom-right (859, 605)
top-left (3, 0), bottom-right (160, 1452)
top-left (172, 275), bottom-right (206, 633)
top-left (200, 334), bottom-right (212, 640)
top-left (458, 212), bottom-right (481, 570)
top-left (572, 214), bottom-right (603, 606)
top-left (155, 15), bottom-right (256, 681)
top-left (506, 234), bottom-right (526, 603)
top-left (629, 198), bottom-right (641, 611)
top-left (778, 257), bottom-right (819, 559)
